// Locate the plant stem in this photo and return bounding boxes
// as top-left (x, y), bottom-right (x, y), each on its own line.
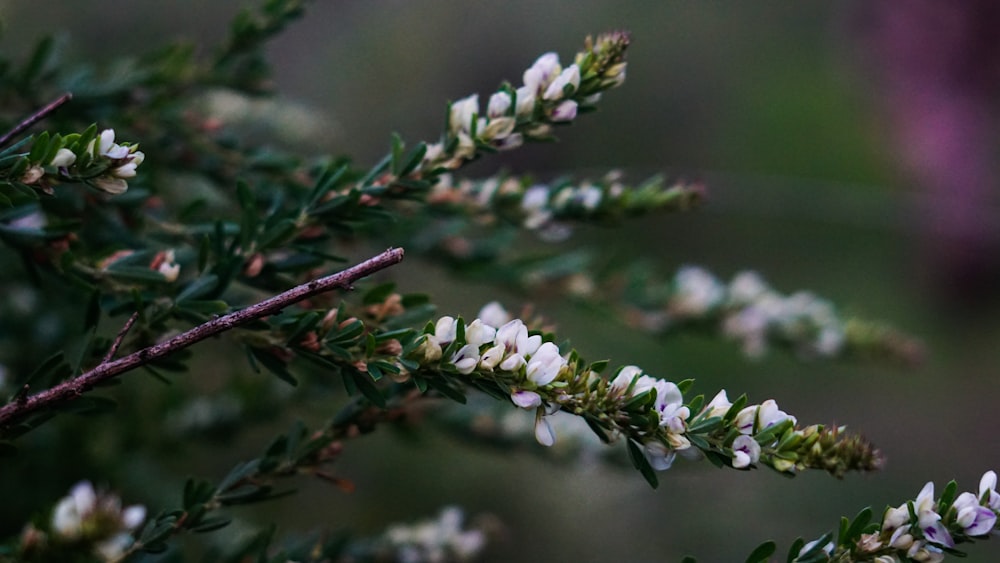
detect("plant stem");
top-left (0, 92), bottom-right (73, 148)
top-left (0, 247), bottom-right (405, 431)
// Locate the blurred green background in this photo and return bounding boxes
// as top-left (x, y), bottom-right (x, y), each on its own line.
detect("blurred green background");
top-left (3, 1), bottom-right (1000, 561)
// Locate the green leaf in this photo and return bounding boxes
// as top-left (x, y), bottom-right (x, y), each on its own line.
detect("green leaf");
top-left (360, 153), bottom-right (391, 186)
top-left (27, 131), bottom-right (49, 163)
top-left (249, 346), bottom-right (297, 386)
top-left (175, 274), bottom-right (220, 302)
top-left (786, 538), bottom-right (805, 563)
top-left (396, 141), bottom-right (427, 177)
top-left (349, 370), bottom-right (385, 408)
top-left (189, 516), bottom-right (232, 533)
top-left (938, 480), bottom-right (958, 514)
top-left (745, 541), bottom-right (776, 563)
top-left (390, 132), bottom-right (405, 175)
top-left (588, 359), bottom-right (609, 373)
top-left (625, 439), bottom-right (658, 488)
top-left (686, 416), bottom-right (723, 434)
top-left (183, 478), bottom-right (216, 509)
top-left (308, 162), bottom-right (349, 207)
top-left (844, 507), bottom-right (872, 543)
top-left (257, 217), bottom-right (297, 249)
top-left (725, 394), bottom-right (749, 423)
top-left (216, 459), bottom-right (261, 494)
top-left (792, 532), bottom-right (832, 563)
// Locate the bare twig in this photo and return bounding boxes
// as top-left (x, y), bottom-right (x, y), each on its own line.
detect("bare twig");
top-left (0, 92), bottom-right (73, 149)
top-left (102, 312), bottom-right (140, 364)
top-left (0, 247), bottom-right (405, 430)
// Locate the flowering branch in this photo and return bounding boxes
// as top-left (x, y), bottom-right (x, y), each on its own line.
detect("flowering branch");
top-left (422, 170), bottom-right (704, 234)
top-left (404, 309), bottom-right (881, 487)
top-left (759, 470), bottom-right (1000, 562)
top-left (0, 247), bottom-right (404, 434)
top-left (415, 32), bottom-right (630, 174)
top-left (617, 266), bottom-right (923, 364)
top-left (235, 298), bottom-right (882, 488)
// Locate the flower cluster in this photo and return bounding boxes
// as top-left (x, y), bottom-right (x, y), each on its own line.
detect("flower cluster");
top-left (12, 127), bottom-right (145, 196)
top-left (83, 129), bottom-right (145, 195)
top-left (426, 171), bottom-right (703, 236)
top-left (624, 266), bottom-right (922, 363)
top-left (791, 471), bottom-right (1000, 562)
top-left (16, 481), bottom-right (146, 562)
top-left (378, 506), bottom-right (487, 563)
top-left (421, 32), bottom-right (629, 172)
top-left (409, 302), bottom-right (881, 483)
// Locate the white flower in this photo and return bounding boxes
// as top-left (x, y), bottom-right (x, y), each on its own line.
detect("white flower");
top-left (110, 150), bottom-right (144, 179)
top-left (155, 250), bottom-right (180, 282)
top-left (883, 505), bottom-right (910, 530)
top-left (603, 61), bottom-right (627, 87)
top-left (722, 307), bottom-right (770, 358)
top-left (498, 352), bottom-right (525, 372)
top-left (479, 343), bottom-right (505, 370)
top-left (487, 91), bottom-right (512, 118)
top-left (702, 389), bottom-right (732, 418)
top-left (511, 390), bottom-right (542, 409)
top-left (478, 302), bottom-right (510, 327)
top-left (952, 491), bottom-right (997, 535)
top-left (464, 319), bottom-right (497, 348)
top-left (798, 539), bottom-right (834, 558)
top-left (731, 435), bottom-right (760, 469)
top-left (495, 132), bottom-right (524, 151)
top-left (643, 440), bottom-right (675, 471)
top-left (495, 319), bottom-right (541, 357)
top-left (514, 85), bottom-right (537, 118)
top-left (524, 342), bottom-right (564, 386)
top-left (550, 100), bottom-right (578, 122)
top-left (52, 481), bottom-right (97, 539)
top-left (88, 129), bottom-right (130, 159)
top-left (756, 399), bottom-right (795, 431)
top-left (479, 117), bottom-right (516, 141)
top-left (423, 142), bottom-right (444, 164)
top-left (543, 64), bottom-right (580, 100)
top-left (50, 148), bottom-right (77, 167)
top-left (728, 271), bottom-right (769, 305)
top-left (914, 482), bottom-right (954, 548)
top-left (610, 365), bottom-right (643, 394)
top-left (91, 177), bottom-right (129, 195)
top-left (671, 266), bottom-right (725, 316)
top-left (450, 344), bottom-right (480, 375)
top-left (521, 185), bottom-right (549, 211)
top-left (449, 94), bottom-right (479, 134)
top-left (522, 52), bottom-right (561, 93)
top-left (434, 316), bottom-right (458, 344)
top-left (417, 335), bottom-right (443, 362)
top-left (979, 470), bottom-right (1000, 511)
top-left (889, 525), bottom-right (914, 549)
top-left (578, 184), bottom-right (602, 210)
top-left (534, 409), bottom-right (555, 446)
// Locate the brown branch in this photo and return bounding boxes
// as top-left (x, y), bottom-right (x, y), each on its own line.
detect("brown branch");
top-left (102, 312), bottom-right (139, 364)
top-left (0, 92), bottom-right (73, 149)
top-left (0, 247), bottom-right (405, 430)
